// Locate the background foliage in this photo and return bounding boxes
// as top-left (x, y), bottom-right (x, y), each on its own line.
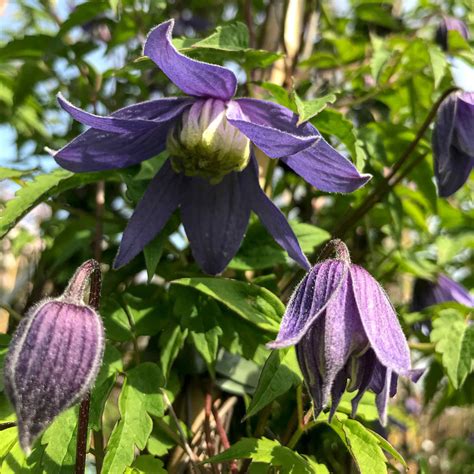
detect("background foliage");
top-left (0, 0), bottom-right (473, 473)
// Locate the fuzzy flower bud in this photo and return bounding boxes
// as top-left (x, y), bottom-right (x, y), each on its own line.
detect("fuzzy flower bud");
top-left (167, 98), bottom-right (251, 184)
top-left (3, 260), bottom-right (105, 452)
top-left (435, 16), bottom-right (470, 51)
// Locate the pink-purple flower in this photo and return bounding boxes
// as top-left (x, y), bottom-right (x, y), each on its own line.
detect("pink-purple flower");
top-left (435, 16), bottom-right (470, 51)
top-left (268, 240), bottom-right (421, 425)
top-left (432, 91), bottom-right (474, 197)
top-left (51, 19), bottom-right (371, 275)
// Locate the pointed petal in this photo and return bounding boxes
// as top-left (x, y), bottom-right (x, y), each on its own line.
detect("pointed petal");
top-left (268, 259), bottom-right (349, 349)
top-left (433, 92), bottom-right (473, 197)
top-left (296, 329), bottom-right (324, 417)
top-left (58, 94), bottom-right (193, 131)
top-left (282, 138), bottom-right (372, 193)
top-left (437, 274), bottom-right (474, 307)
top-left (322, 275), bottom-right (367, 405)
top-left (114, 161), bottom-right (183, 268)
top-left (180, 172), bottom-right (251, 275)
top-left (226, 99), bottom-right (320, 158)
top-left (328, 371), bottom-right (348, 422)
top-left (375, 368), bottom-right (392, 426)
top-left (349, 350), bottom-right (377, 417)
top-left (144, 20), bottom-right (237, 100)
top-left (350, 265), bottom-right (411, 374)
top-left (240, 157), bottom-right (310, 272)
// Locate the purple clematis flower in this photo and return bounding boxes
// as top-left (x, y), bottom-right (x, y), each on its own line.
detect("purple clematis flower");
top-left (432, 91), bottom-right (474, 197)
top-left (411, 273), bottom-right (474, 312)
top-left (51, 19), bottom-right (371, 275)
top-left (268, 240), bottom-right (421, 425)
top-left (435, 16), bottom-right (470, 51)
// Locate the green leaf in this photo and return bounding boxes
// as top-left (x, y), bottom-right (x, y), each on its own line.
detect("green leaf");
top-left (291, 222), bottom-right (331, 254)
top-left (339, 419), bottom-right (388, 474)
top-left (143, 233), bottom-right (165, 283)
top-left (206, 437), bottom-right (315, 473)
top-left (0, 428), bottom-right (17, 463)
top-left (102, 363), bottom-right (165, 473)
top-left (370, 35), bottom-right (391, 82)
top-left (246, 348), bottom-right (302, 418)
top-left (125, 455), bottom-right (167, 473)
top-left (171, 278), bottom-right (284, 333)
top-left (192, 22), bottom-right (249, 51)
top-left (41, 407), bottom-right (79, 473)
top-left (0, 168), bottom-right (33, 181)
top-left (1, 440), bottom-right (45, 473)
top-left (0, 169), bottom-right (118, 239)
top-left (159, 323), bottom-right (188, 380)
top-left (293, 92), bottom-right (337, 125)
top-left (428, 45), bottom-right (448, 88)
top-left (368, 429), bottom-right (408, 470)
top-left (430, 309), bottom-right (474, 388)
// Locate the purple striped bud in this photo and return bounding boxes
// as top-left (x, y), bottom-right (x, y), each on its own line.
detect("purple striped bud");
top-left (3, 260), bottom-right (104, 452)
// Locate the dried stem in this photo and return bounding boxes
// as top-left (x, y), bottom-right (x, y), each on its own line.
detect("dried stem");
top-left (211, 404), bottom-right (238, 474)
top-left (204, 393), bottom-right (218, 474)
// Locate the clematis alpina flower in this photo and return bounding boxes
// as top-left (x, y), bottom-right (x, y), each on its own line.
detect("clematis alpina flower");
top-left (411, 274), bottom-right (474, 312)
top-left (268, 240), bottom-right (421, 425)
top-left (3, 260), bottom-right (104, 452)
top-left (50, 19), bottom-right (371, 275)
top-left (432, 91), bottom-right (474, 197)
top-left (435, 16), bottom-right (470, 51)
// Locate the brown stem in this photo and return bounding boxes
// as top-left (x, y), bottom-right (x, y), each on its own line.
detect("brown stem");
top-left (204, 393), bottom-right (218, 474)
top-left (211, 405), bottom-right (238, 474)
top-left (75, 395), bottom-right (91, 474)
top-left (0, 422), bottom-right (16, 431)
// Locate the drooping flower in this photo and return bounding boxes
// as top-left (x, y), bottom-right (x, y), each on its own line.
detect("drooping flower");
top-left (3, 260), bottom-right (104, 452)
top-left (432, 91), bottom-right (474, 197)
top-left (411, 273), bottom-right (474, 312)
top-left (50, 19), bottom-right (371, 275)
top-left (435, 16), bottom-right (470, 51)
top-left (268, 240), bottom-right (421, 425)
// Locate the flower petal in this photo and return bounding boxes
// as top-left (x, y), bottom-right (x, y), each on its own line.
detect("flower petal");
top-left (328, 371), bottom-right (348, 422)
top-left (455, 92), bottom-right (474, 155)
top-left (226, 99), bottom-right (319, 158)
top-left (57, 93), bottom-right (193, 133)
top-left (180, 172), bottom-right (251, 275)
top-left (114, 160), bottom-right (183, 268)
top-left (144, 20), bottom-right (237, 100)
top-left (322, 275), bottom-right (367, 406)
top-left (282, 138), bottom-right (372, 193)
top-left (240, 158), bottom-right (310, 272)
top-left (267, 259), bottom-right (349, 349)
top-left (350, 265), bottom-right (411, 374)
top-left (437, 274), bottom-right (474, 307)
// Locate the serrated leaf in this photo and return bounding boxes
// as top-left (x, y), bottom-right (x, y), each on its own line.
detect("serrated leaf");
top-left (428, 45), bottom-right (447, 88)
top-left (368, 429), bottom-right (408, 470)
top-left (339, 419), bottom-right (388, 474)
top-left (41, 407), bottom-right (79, 473)
top-left (430, 309), bottom-right (474, 388)
top-left (125, 454), bottom-right (167, 473)
top-left (102, 363), bottom-right (165, 473)
top-left (206, 437), bottom-right (315, 473)
top-left (246, 348), bottom-right (302, 418)
top-left (294, 92), bottom-right (337, 125)
top-left (0, 168), bottom-right (33, 181)
top-left (193, 22), bottom-right (249, 51)
top-left (0, 169), bottom-right (118, 239)
top-left (171, 278), bottom-right (283, 333)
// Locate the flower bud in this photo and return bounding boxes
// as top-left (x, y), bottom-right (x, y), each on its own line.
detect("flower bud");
top-left (435, 16), bottom-right (470, 51)
top-left (3, 260), bottom-right (104, 452)
top-left (167, 98), bottom-right (251, 184)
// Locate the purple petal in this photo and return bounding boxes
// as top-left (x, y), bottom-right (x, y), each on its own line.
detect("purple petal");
top-left (350, 265), bottom-right (411, 375)
top-left (144, 20), bottom-right (237, 100)
top-left (58, 93), bottom-right (193, 131)
top-left (282, 138), bottom-right (372, 193)
top-left (180, 172), bottom-right (251, 275)
top-left (437, 274), bottom-right (474, 307)
top-left (54, 98), bottom-right (191, 172)
top-left (328, 371), bottom-right (348, 422)
top-left (268, 259), bottom-right (349, 349)
top-left (455, 92), bottom-right (474, 156)
top-left (349, 350), bottom-right (377, 417)
top-left (114, 160), bottom-right (183, 268)
top-left (4, 300), bottom-right (104, 451)
top-left (322, 276), bottom-right (367, 406)
top-left (433, 92), bottom-right (473, 197)
top-left (375, 368), bottom-right (392, 426)
top-left (226, 99), bottom-right (319, 158)
top-left (240, 158), bottom-right (310, 272)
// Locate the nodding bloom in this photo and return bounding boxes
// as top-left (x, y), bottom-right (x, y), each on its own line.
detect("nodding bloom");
top-left (411, 274), bottom-right (474, 312)
top-left (268, 240), bottom-right (421, 425)
top-left (435, 16), bottom-right (470, 51)
top-left (432, 91), bottom-right (474, 197)
top-left (51, 19), bottom-right (371, 275)
top-left (3, 260), bottom-right (104, 452)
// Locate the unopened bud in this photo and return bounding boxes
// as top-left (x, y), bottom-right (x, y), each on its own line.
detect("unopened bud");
top-left (3, 260), bottom-right (105, 452)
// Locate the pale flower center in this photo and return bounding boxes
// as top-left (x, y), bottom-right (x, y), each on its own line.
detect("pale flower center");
top-left (166, 99), bottom-right (251, 184)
